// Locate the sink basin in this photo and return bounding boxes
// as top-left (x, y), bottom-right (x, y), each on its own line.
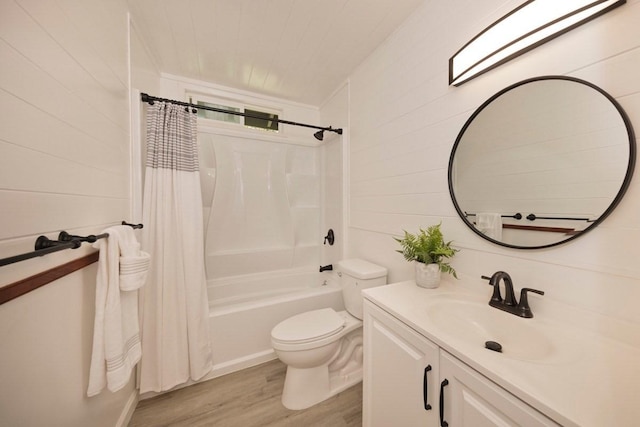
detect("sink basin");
top-left (425, 294), bottom-right (555, 361)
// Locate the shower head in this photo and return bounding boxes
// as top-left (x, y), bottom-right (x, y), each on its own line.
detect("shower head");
top-left (313, 127), bottom-right (343, 141)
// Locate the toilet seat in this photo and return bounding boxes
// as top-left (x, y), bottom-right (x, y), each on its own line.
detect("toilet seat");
top-left (272, 308), bottom-right (345, 344)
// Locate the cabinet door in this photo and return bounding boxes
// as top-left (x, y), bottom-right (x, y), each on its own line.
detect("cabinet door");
top-left (439, 352), bottom-right (560, 427)
top-left (363, 300), bottom-right (440, 427)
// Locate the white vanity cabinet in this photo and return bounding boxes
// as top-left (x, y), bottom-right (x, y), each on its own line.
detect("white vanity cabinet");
top-left (439, 351), bottom-right (559, 426)
top-left (363, 299), bottom-right (440, 426)
top-left (363, 300), bottom-right (559, 427)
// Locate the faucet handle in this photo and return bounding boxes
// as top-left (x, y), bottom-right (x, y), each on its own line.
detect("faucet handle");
top-left (517, 288), bottom-right (545, 318)
top-left (481, 274), bottom-right (502, 304)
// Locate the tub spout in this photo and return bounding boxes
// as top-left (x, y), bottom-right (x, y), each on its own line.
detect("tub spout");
top-left (319, 264), bottom-right (333, 272)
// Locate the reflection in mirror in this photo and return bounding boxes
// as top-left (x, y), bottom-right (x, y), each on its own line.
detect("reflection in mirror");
top-left (449, 76), bottom-right (635, 249)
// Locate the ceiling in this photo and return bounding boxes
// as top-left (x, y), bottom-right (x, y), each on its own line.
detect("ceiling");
top-left (128, 0), bottom-right (424, 106)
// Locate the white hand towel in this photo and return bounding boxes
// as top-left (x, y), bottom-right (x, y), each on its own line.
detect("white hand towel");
top-left (476, 213), bottom-right (503, 240)
top-left (119, 252), bottom-right (151, 291)
top-left (87, 225), bottom-right (147, 396)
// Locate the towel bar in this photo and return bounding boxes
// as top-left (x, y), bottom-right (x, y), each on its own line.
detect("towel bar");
top-left (465, 212), bottom-right (522, 220)
top-left (0, 221), bottom-right (143, 267)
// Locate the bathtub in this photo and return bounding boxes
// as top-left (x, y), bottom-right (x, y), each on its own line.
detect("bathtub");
top-left (205, 269), bottom-right (345, 379)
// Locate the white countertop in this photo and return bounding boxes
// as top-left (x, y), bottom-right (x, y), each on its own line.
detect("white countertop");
top-left (363, 279), bottom-right (640, 427)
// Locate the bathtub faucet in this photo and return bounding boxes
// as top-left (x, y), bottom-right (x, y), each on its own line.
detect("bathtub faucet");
top-left (319, 264), bottom-right (333, 273)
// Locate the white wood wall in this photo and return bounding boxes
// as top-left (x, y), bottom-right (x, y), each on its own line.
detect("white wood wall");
top-left (0, 1), bottom-right (159, 426)
top-left (330, 0), bottom-right (640, 325)
top-left (0, 0), bottom-right (131, 281)
top-left (320, 82), bottom-right (349, 267)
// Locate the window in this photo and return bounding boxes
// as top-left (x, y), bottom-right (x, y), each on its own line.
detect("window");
top-left (244, 109), bottom-right (279, 132)
top-left (196, 101), bottom-right (240, 124)
top-left (190, 96), bottom-right (280, 133)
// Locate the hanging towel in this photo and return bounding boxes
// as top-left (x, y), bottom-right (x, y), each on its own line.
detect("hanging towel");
top-left (87, 225), bottom-right (150, 397)
top-left (476, 213), bottom-right (503, 240)
top-left (119, 251), bottom-right (151, 291)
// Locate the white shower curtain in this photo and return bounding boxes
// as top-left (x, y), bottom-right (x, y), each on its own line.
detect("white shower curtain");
top-left (139, 102), bottom-right (212, 393)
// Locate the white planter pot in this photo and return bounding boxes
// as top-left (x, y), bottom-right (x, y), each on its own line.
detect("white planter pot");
top-left (415, 262), bottom-right (441, 288)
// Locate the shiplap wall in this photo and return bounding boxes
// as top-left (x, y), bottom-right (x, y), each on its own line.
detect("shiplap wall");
top-left (0, 0), bottom-right (130, 283)
top-left (0, 1), bottom-right (160, 425)
top-left (320, 82), bottom-right (349, 267)
top-left (335, 0), bottom-right (640, 325)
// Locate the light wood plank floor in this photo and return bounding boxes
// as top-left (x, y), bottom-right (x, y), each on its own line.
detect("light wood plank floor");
top-left (128, 360), bottom-right (362, 427)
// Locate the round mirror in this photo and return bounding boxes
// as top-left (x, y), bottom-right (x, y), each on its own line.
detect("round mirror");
top-left (448, 76), bottom-right (635, 249)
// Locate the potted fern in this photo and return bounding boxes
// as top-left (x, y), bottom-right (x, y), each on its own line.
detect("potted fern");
top-left (394, 223), bottom-right (458, 288)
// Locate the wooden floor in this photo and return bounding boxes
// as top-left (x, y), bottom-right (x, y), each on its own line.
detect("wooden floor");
top-left (128, 360), bottom-right (363, 427)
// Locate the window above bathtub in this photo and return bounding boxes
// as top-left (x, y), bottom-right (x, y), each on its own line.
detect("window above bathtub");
top-left (188, 93), bottom-right (281, 133)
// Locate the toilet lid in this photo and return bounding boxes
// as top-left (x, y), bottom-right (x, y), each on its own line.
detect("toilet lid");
top-left (271, 308), bottom-right (345, 343)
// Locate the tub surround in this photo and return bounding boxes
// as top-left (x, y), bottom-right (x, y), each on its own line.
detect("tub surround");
top-left (363, 278), bottom-right (640, 426)
top-left (207, 272), bottom-right (344, 380)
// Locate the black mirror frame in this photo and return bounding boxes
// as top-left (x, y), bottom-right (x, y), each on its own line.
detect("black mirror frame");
top-left (448, 75), bottom-right (636, 250)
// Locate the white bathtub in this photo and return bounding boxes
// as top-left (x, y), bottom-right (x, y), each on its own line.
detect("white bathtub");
top-left (205, 269), bottom-right (344, 379)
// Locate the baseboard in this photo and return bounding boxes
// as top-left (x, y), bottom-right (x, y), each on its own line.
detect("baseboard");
top-left (138, 350), bottom-right (278, 401)
top-left (206, 349), bottom-right (277, 380)
top-left (116, 388), bottom-right (139, 427)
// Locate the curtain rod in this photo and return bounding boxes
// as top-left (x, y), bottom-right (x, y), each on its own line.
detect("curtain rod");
top-left (140, 93), bottom-right (343, 140)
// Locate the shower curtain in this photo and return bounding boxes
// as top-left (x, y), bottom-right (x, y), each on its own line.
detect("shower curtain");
top-left (139, 102), bottom-right (212, 393)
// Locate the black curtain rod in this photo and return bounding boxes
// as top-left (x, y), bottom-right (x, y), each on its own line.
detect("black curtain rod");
top-left (140, 93), bottom-right (343, 137)
top-left (0, 222), bottom-right (144, 268)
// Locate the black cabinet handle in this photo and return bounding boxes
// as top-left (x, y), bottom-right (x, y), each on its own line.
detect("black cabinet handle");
top-left (440, 379), bottom-right (449, 427)
top-left (423, 365), bottom-right (432, 410)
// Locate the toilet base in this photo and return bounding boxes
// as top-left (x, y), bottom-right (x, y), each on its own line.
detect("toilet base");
top-left (281, 365), bottom-right (330, 410)
top-left (280, 329), bottom-right (364, 410)
top-left (281, 364), bottom-right (363, 410)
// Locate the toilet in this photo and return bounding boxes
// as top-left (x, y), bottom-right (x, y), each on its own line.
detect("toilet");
top-left (271, 259), bottom-right (387, 410)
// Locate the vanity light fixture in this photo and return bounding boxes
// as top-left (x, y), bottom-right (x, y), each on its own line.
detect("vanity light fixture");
top-left (449, 0), bottom-right (625, 86)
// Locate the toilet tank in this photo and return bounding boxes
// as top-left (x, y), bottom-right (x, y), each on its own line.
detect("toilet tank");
top-left (337, 259), bottom-right (387, 320)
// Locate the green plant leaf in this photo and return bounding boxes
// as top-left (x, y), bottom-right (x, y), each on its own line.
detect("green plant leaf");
top-left (393, 223), bottom-right (459, 278)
